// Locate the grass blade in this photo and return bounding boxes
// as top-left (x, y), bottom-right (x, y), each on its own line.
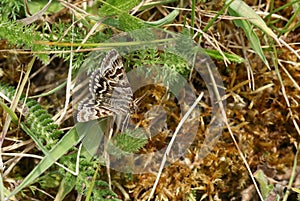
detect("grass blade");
top-left (226, 0), bottom-right (280, 44)
top-left (228, 8), bottom-right (270, 69)
top-left (6, 127), bottom-right (82, 200)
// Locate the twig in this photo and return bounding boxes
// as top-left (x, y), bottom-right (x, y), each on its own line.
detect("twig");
top-left (148, 92), bottom-right (204, 200)
top-left (17, 0), bottom-right (53, 25)
top-left (205, 62), bottom-right (265, 201)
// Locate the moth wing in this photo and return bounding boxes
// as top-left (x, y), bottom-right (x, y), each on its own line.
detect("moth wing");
top-left (100, 49), bottom-right (124, 76)
top-left (76, 96), bottom-right (99, 122)
top-left (89, 49), bottom-right (123, 95)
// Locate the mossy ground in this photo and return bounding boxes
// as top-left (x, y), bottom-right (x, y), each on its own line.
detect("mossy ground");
top-left (0, 0), bottom-right (299, 200)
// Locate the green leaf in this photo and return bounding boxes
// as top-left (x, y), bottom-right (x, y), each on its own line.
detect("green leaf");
top-left (99, 0), bottom-right (140, 17)
top-left (6, 127), bottom-right (83, 200)
top-left (77, 120), bottom-right (107, 157)
top-left (227, 0), bottom-right (271, 69)
top-left (0, 82), bottom-right (63, 150)
top-left (0, 100), bottom-right (18, 123)
top-left (145, 9), bottom-right (180, 27)
top-left (27, 0), bottom-right (63, 15)
top-left (54, 176), bottom-right (76, 201)
top-left (202, 49), bottom-right (244, 63)
top-left (119, 13), bottom-right (145, 31)
top-left (254, 170), bottom-right (274, 199)
top-left (113, 128), bottom-right (148, 153)
top-left (292, 187), bottom-right (300, 194)
top-left (102, 5), bottom-right (178, 30)
top-left (30, 81), bottom-right (67, 98)
top-left (0, 17), bottom-right (49, 63)
top-left (226, 0), bottom-right (280, 44)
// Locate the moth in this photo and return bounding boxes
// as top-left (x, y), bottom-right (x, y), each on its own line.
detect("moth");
top-left (76, 49), bottom-right (133, 133)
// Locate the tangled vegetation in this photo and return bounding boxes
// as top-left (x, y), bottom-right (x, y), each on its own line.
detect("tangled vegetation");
top-left (0, 0), bottom-right (299, 200)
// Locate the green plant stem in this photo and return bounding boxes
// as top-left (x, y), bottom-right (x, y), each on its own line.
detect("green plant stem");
top-left (202, 0), bottom-right (233, 33)
top-left (191, 0), bottom-right (196, 35)
top-left (283, 143), bottom-right (299, 201)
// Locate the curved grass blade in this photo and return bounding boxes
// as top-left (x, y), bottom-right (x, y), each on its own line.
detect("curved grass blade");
top-left (0, 100), bottom-right (18, 123)
top-left (6, 127), bottom-right (83, 200)
top-left (30, 81), bottom-right (66, 98)
top-left (202, 49), bottom-right (244, 63)
top-left (227, 8), bottom-right (270, 69)
top-left (226, 0), bottom-right (280, 44)
top-left (144, 9), bottom-right (179, 27)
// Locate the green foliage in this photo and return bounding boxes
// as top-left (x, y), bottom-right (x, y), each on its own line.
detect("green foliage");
top-left (34, 172), bottom-right (61, 189)
top-left (102, 13), bottom-right (146, 31)
top-left (228, 7), bottom-right (270, 69)
top-left (202, 49), bottom-right (244, 63)
top-left (161, 51), bottom-right (191, 77)
top-left (0, 6), bottom-right (109, 67)
top-left (58, 154), bottom-right (120, 200)
top-left (0, 0), bottom-right (24, 20)
top-left (54, 123), bottom-right (147, 199)
top-left (119, 13), bottom-right (145, 31)
top-left (0, 17), bottom-right (50, 63)
top-left (128, 48), bottom-right (191, 83)
top-left (98, 0), bottom-right (146, 31)
top-left (0, 83), bottom-right (63, 150)
top-left (99, 0), bottom-right (140, 17)
top-left (254, 170), bottom-right (275, 200)
top-left (174, 30), bottom-right (195, 60)
top-left (26, 0), bottom-right (63, 15)
top-left (112, 128), bottom-right (148, 154)
top-left (42, 21), bottom-right (98, 69)
top-left (7, 127), bottom-right (81, 199)
top-left (91, 181), bottom-right (118, 200)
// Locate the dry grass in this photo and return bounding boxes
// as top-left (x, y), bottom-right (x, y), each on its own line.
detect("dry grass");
top-left (0, 0), bottom-right (299, 200)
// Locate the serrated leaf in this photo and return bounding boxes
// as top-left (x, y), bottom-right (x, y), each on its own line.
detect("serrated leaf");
top-left (113, 128), bottom-right (148, 153)
top-left (99, 0), bottom-right (140, 17)
top-left (0, 17), bottom-right (50, 63)
top-left (119, 13), bottom-right (145, 31)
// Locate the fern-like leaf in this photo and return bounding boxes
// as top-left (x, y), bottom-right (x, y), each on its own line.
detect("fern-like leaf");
top-left (0, 82), bottom-right (63, 150)
top-left (0, 17), bottom-right (49, 63)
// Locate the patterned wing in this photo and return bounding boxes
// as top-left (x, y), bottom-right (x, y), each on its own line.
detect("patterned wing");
top-left (76, 49), bottom-right (133, 128)
top-left (76, 96), bottom-right (98, 122)
top-left (89, 49), bottom-right (125, 100)
top-left (89, 49), bottom-right (133, 114)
